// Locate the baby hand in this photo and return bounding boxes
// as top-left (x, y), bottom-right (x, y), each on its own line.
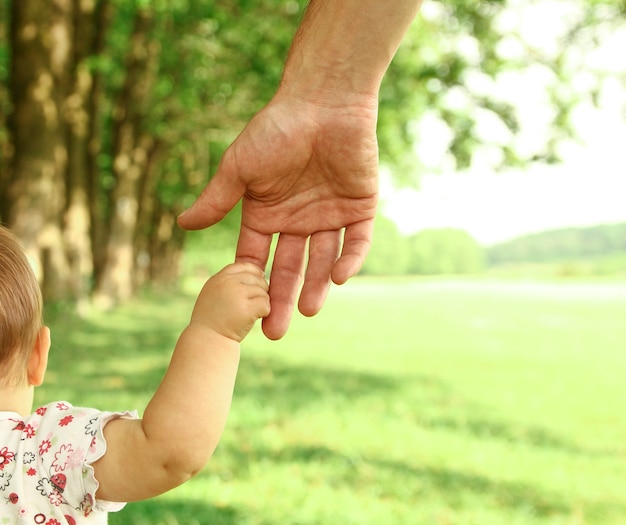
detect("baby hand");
top-left (190, 262), bottom-right (270, 342)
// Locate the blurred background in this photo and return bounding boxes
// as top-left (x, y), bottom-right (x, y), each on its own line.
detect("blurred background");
top-left (1, 0), bottom-right (625, 524)
top-left (0, 0), bottom-right (624, 292)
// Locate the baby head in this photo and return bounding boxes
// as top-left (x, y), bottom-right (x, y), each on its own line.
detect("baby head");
top-left (0, 225), bottom-right (44, 387)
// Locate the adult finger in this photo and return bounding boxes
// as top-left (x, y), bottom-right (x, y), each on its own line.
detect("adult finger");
top-left (298, 230), bottom-right (341, 317)
top-left (262, 233), bottom-right (307, 340)
top-left (331, 219), bottom-right (374, 285)
top-left (235, 223), bottom-right (273, 272)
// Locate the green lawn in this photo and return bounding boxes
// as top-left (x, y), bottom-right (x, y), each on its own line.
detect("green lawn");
top-left (39, 277), bottom-right (626, 525)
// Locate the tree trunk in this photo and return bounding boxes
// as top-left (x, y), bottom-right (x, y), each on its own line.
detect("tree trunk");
top-left (87, 0), bottom-right (112, 286)
top-left (148, 199), bottom-right (186, 288)
top-left (63, 0), bottom-right (100, 304)
top-left (133, 140), bottom-right (165, 289)
top-left (0, 2), bottom-right (10, 221)
top-left (7, 0), bottom-right (73, 300)
top-left (94, 8), bottom-right (159, 306)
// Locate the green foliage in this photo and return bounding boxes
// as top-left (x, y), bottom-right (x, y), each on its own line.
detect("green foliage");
top-left (181, 209), bottom-right (241, 276)
top-left (359, 216), bottom-right (411, 276)
top-left (3, 0), bottom-right (624, 295)
top-left (3, 0), bottom-right (623, 214)
top-left (379, 0), bottom-right (626, 182)
top-left (86, 0), bottom-right (309, 226)
top-left (0, 0), bottom-right (9, 176)
top-left (40, 278), bottom-right (626, 525)
top-left (379, 0), bottom-right (513, 178)
top-left (360, 222), bottom-right (486, 276)
top-left (408, 228), bottom-right (486, 274)
top-left (488, 222), bottom-right (626, 265)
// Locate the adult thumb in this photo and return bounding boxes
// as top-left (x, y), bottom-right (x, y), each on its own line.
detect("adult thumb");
top-left (177, 164), bottom-right (246, 231)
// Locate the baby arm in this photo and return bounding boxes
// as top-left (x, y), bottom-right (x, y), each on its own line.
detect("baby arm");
top-left (92, 262), bottom-right (270, 502)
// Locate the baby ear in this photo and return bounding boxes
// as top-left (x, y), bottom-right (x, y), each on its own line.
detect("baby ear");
top-left (27, 326), bottom-right (50, 387)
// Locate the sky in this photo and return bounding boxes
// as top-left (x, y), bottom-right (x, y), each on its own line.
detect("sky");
top-left (381, 166), bottom-right (626, 246)
top-left (381, 0), bottom-right (626, 246)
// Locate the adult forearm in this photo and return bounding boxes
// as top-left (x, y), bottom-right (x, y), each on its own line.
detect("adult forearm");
top-left (279, 0), bottom-right (422, 103)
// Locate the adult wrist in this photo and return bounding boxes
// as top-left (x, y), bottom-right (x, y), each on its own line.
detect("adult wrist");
top-left (277, 59), bottom-right (382, 111)
top-left (276, 0), bottom-right (421, 108)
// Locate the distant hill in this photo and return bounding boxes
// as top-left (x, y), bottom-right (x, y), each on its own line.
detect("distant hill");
top-left (487, 222), bottom-right (626, 265)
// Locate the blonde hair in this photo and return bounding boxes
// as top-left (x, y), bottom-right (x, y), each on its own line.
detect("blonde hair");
top-left (0, 225), bottom-right (43, 386)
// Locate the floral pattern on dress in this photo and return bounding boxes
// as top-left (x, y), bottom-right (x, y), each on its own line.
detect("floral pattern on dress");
top-left (0, 402), bottom-right (137, 524)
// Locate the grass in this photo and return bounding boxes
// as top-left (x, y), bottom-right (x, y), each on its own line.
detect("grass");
top-left (38, 277), bottom-right (626, 525)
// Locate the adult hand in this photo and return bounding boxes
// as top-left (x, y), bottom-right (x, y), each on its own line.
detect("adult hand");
top-left (178, 93), bottom-right (379, 340)
top-left (178, 0), bottom-right (420, 340)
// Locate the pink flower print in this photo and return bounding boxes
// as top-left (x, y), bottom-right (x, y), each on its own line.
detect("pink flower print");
top-left (59, 415), bottom-right (74, 427)
top-left (36, 406), bottom-right (47, 416)
top-left (48, 489), bottom-right (63, 506)
top-left (24, 423), bottom-right (36, 438)
top-left (0, 447), bottom-right (15, 470)
top-left (52, 444), bottom-right (74, 473)
top-left (12, 420), bottom-right (25, 432)
top-left (46, 518), bottom-right (62, 524)
top-left (80, 493), bottom-right (94, 516)
top-left (27, 467), bottom-right (37, 476)
top-left (67, 447), bottom-right (84, 470)
top-left (56, 402), bottom-right (70, 411)
top-left (39, 439), bottom-right (52, 455)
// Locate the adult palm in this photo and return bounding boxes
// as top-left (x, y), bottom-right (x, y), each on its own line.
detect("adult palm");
top-left (178, 95), bottom-right (379, 339)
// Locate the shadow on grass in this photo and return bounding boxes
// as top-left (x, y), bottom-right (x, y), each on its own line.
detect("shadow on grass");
top-left (39, 298), bottom-right (625, 524)
top-left (41, 302), bottom-right (608, 455)
top-left (109, 498), bottom-right (239, 525)
top-left (234, 356), bottom-right (402, 412)
top-left (418, 416), bottom-right (617, 457)
top-left (387, 460), bottom-right (626, 522)
top-left (37, 298), bottom-right (185, 407)
top-left (233, 442), bottom-right (626, 522)
top-left (41, 298), bottom-right (417, 413)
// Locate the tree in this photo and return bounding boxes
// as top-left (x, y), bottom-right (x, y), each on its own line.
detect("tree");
top-left (5, 0), bottom-right (73, 300)
top-left (0, 0), bottom-right (305, 305)
top-left (64, 0), bottom-right (112, 304)
top-left (0, 0), bottom-right (623, 305)
top-left (407, 228), bottom-right (486, 275)
top-left (378, 0), bottom-right (626, 182)
top-left (94, 6), bottom-right (159, 304)
top-left (359, 216), bottom-right (411, 276)
top-left (487, 222), bottom-right (626, 265)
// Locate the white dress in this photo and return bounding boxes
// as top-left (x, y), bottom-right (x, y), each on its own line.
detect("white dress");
top-left (0, 402), bottom-right (138, 524)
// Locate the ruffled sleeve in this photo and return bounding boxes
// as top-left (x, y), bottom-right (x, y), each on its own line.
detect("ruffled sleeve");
top-left (80, 407), bottom-right (140, 512)
top-left (29, 401), bottom-right (139, 516)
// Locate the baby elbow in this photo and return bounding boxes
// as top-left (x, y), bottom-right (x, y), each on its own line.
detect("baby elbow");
top-left (163, 450), bottom-right (212, 486)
